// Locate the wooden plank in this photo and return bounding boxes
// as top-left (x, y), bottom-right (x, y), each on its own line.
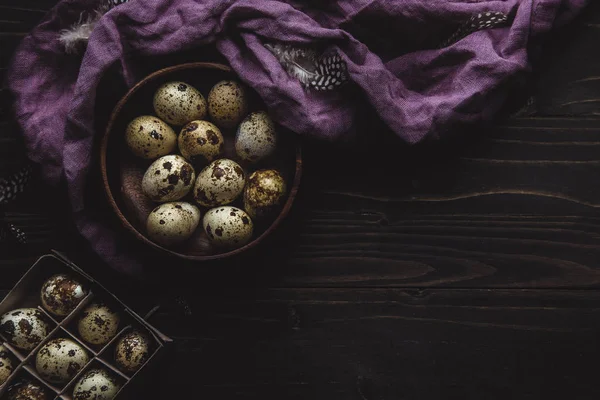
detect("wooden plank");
top-left (141, 288), bottom-right (600, 399)
top-left (528, 2), bottom-right (600, 116)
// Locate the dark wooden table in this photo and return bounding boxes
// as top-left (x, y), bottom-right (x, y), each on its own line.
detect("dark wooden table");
top-left (3, 1), bottom-right (600, 399)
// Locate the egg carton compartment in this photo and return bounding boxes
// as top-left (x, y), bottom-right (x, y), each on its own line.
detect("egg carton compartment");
top-left (97, 316), bottom-right (161, 379)
top-left (56, 358), bottom-right (129, 400)
top-left (0, 364), bottom-right (56, 399)
top-left (0, 255), bottom-right (92, 318)
top-left (0, 343), bottom-right (21, 393)
top-left (0, 309), bottom-right (60, 362)
top-left (62, 294), bottom-right (128, 355)
top-left (22, 327), bottom-right (95, 394)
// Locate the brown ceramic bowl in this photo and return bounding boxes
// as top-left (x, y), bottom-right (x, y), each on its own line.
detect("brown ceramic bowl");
top-left (100, 62), bottom-right (302, 261)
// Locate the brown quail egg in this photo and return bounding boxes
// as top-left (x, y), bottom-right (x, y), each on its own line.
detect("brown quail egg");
top-left (0, 308), bottom-right (51, 351)
top-left (243, 169), bottom-right (287, 220)
top-left (141, 155), bottom-right (196, 202)
top-left (114, 331), bottom-right (151, 374)
top-left (77, 304), bottom-right (120, 346)
top-left (7, 380), bottom-right (49, 400)
top-left (235, 111), bottom-right (277, 163)
top-left (202, 206), bottom-right (254, 249)
top-left (125, 115), bottom-right (177, 160)
top-left (0, 344), bottom-right (14, 385)
top-left (36, 338), bottom-right (89, 384)
top-left (73, 368), bottom-right (121, 400)
top-left (146, 202), bottom-right (200, 246)
top-left (207, 80), bottom-right (248, 129)
top-left (153, 81), bottom-right (207, 126)
top-left (41, 274), bottom-right (87, 317)
top-left (193, 159), bottom-right (245, 207)
top-left (178, 120), bottom-right (225, 166)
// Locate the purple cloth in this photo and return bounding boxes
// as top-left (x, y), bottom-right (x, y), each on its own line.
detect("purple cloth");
top-left (7, 0), bottom-right (589, 275)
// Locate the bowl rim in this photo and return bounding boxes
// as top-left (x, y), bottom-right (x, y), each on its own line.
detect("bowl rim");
top-left (100, 62), bottom-right (302, 261)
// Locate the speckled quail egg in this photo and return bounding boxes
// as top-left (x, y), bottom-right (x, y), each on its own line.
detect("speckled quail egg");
top-left (243, 169), bottom-right (287, 220)
top-left (41, 274), bottom-right (87, 317)
top-left (141, 155), bottom-right (196, 202)
top-left (235, 111), bottom-right (277, 163)
top-left (114, 331), bottom-right (151, 374)
top-left (153, 81), bottom-right (207, 126)
top-left (0, 308), bottom-right (51, 351)
top-left (207, 80), bottom-right (248, 129)
top-left (73, 368), bottom-right (121, 400)
top-left (77, 304), bottom-right (120, 346)
top-left (7, 380), bottom-right (49, 400)
top-left (146, 202), bottom-right (200, 246)
top-left (36, 338), bottom-right (89, 384)
top-left (178, 120), bottom-right (225, 166)
top-left (193, 159), bottom-right (245, 207)
top-left (202, 206), bottom-right (254, 249)
top-left (125, 115), bottom-right (177, 160)
top-left (0, 344), bottom-right (14, 385)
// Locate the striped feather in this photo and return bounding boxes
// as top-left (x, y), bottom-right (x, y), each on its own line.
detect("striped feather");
top-left (265, 42), bottom-right (348, 91)
top-left (0, 165), bottom-right (32, 205)
top-left (0, 222), bottom-right (27, 245)
top-left (441, 11), bottom-right (509, 48)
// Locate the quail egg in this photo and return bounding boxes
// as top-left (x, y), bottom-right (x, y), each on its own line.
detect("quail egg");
top-left (202, 206), bottom-right (254, 249)
top-left (0, 344), bottom-right (14, 385)
top-left (0, 308), bottom-right (51, 351)
top-left (114, 331), bottom-right (151, 374)
top-left (178, 120), bottom-right (225, 166)
top-left (141, 155), bottom-right (196, 202)
top-left (36, 338), bottom-right (89, 384)
top-left (77, 303), bottom-right (120, 346)
top-left (41, 274), bottom-right (87, 317)
top-left (207, 80), bottom-right (248, 129)
top-left (73, 368), bottom-right (121, 400)
top-left (153, 81), bottom-right (207, 126)
top-left (193, 159), bottom-right (245, 207)
top-left (243, 169), bottom-right (287, 220)
top-left (146, 202), bottom-right (201, 246)
top-left (7, 380), bottom-right (49, 400)
top-left (235, 111), bottom-right (277, 163)
top-left (125, 115), bottom-right (177, 160)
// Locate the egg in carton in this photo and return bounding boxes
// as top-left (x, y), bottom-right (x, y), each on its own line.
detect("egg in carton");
top-left (0, 251), bottom-right (172, 399)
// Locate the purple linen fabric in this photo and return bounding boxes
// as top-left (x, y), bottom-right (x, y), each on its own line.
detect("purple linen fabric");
top-left (6, 0), bottom-right (589, 275)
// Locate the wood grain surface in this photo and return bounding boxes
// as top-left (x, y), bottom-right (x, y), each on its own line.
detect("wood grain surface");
top-left (2, 1), bottom-right (600, 399)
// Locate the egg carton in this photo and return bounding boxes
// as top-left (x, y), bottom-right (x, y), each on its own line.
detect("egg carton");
top-left (0, 251), bottom-right (172, 399)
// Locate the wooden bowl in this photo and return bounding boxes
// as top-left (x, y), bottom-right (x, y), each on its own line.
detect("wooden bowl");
top-left (100, 62), bottom-right (302, 261)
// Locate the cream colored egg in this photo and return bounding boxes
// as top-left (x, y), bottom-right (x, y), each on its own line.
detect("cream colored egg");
top-left (202, 206), bottom-right (254, 249)
top-left (114, 331), bottom-right (151, 374)
top-left (41, 274), bottom-right (87, 317)
top-left (6, 380), bottom-right (49, 400)
top-left (153, 81), bottom-right (206, 126)
top-left (243, 169), bottom-right (287, 220)
top-left (36, 338), bottom-right (89, 384)
top-left (207, 80), bottom-right (248, 129)
top-left (125, 116), bottom-right (177, 159)
top-left (193, 159), bottom-right (245, 207)
top-left (235, 111), bottom-right (277, 163)
top-left (0, 308), bottom-right (51, 351)
top-left (146, 202), bottom-right (200, 246)
top-left (77, 304), bottom-right (120, 346)
top-left (178, 120), bottom-right (224, 166)
top-left (142, 155), bottom-right (196, 202)
top-left (0, 344), bottom-right (14, 385)
top-left (73, 368), bottom-right (121, 400)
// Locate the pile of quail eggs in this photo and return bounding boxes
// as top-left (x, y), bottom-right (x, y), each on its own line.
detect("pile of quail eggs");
top-left (0, 274), bottom-right (153, 400)
top-left (125, 79), bottom-right (288, 251)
